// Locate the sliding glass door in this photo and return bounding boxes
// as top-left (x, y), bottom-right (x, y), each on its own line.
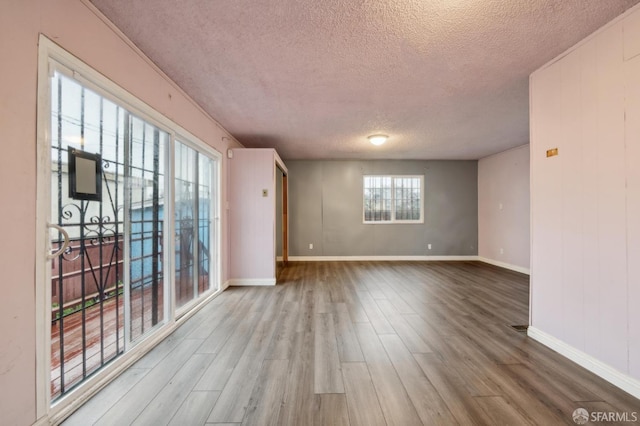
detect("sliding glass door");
top-left (44, 59), bottom-right (220, 405)
top-left (174, 141), bottom-right (219, 311)
top-left (48, 72), bottom-right (168, 400)
top-left (126, 116), bottom-right (168, 342)
top-left (49, 72), bottom-right (126, 399)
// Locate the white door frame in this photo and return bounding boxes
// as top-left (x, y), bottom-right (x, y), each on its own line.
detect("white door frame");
top-left (35, 35), bottom-right (224, 424)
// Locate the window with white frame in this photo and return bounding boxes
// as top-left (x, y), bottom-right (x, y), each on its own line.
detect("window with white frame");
top-left (363, 175), bottom-right (424, 223)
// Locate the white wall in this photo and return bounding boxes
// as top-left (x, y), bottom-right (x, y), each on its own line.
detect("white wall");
top-left (478, 145), bottom-right (530, 273)
top-left (0, 1), bottom-right (241, 424)
top-left (229, 149), bottom-right (278, 283)
top-left (530, 4), bottom-right (640, 394)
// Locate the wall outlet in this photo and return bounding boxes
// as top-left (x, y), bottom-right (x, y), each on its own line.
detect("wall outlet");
top-left (309, 243), bottom-right (313, 250)
top-left (500, 248), bottom-right (504, 255)
top-left (428, 243), bottom-right (432, 250)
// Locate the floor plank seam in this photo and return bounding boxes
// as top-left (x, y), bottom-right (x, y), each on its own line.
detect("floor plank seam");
top-left (62, 262), bottom-right (639, 426)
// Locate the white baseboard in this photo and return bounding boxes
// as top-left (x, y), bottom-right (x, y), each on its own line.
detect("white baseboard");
top-left (527, 327), bottom-right (640, 399)
top-left (228, 278), bottom-right (276, 286)
top-left (287, 255), bottom-right (530, 277)
top-left (477, 256), bottom-right (530, 275)
top-left (288, 255), bottom-right (479, 262)
top-left (222, 280), bottom-right (231, 290)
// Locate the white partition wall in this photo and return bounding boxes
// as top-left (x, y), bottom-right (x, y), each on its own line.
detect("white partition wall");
top-left (228, 148), bottom-right (287, 285)
top-left (478, 145), bottom-right (530, 274)
top-left (529, 5), bottom-right (640, 397)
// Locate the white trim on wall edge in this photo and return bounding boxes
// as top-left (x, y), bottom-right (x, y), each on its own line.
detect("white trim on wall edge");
top-left (33, 416), bottom-right (49, 426)
top-left (528, 327), bottom-right (640, 400)
top-left (477, 256), bottom-right (530, 275)
top-left (228, 278), bottom-right (277, 286)
top-left (288, 255), bottom-right (478, 262)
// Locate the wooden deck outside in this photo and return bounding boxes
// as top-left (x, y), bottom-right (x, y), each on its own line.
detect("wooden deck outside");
top-left (51, 276), bottom-right (211, 399)
top-left (51, 295), bottom-right (124, 398)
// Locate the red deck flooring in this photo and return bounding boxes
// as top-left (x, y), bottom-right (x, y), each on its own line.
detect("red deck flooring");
top-left (50, 277), bottom-right (211, 399)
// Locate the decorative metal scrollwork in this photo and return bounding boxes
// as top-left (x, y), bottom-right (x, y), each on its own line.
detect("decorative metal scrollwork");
top-left (61, 242), bottom-right (80, 261)
top-left (61, 202), bottom-right (87, 223)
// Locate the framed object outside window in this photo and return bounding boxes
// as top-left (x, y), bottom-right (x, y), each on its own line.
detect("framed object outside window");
top-left (68, 148), bottom-right (102, 202)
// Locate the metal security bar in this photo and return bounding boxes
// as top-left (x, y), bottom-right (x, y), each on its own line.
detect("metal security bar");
top-left (50, 72), bottom-right (166, 400)
top-left (174, 142), bottom-right (216, 310)
top-left (363, 175), bottom-right (423, 223)
top-left (394, 177), bottom-right (422, 221)
top-left (127, 116), bottom-right (166, 341)
top-left (50, 73), bottom-right (125, 399)
top-left (363, 176), bottom-right (392, 221)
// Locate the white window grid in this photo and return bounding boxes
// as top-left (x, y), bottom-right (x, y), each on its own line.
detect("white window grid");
top-left (363, 175), bottom-right (424, 224)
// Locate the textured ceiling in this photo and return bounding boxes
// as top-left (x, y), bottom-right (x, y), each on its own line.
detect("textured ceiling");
top-left (90, 0), bottom-right (639, 160)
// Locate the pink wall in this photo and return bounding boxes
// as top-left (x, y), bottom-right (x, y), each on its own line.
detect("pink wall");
top-left (478, 145), bottom-right (530, 272)
top-left (627, 10), bottom-right (640, 382)
top-left (1, 1), bottom-right (241, 423)
top-left (229, 149), bottom-right (277, 281)
top-left (530, 5), bottom-right (640, 385)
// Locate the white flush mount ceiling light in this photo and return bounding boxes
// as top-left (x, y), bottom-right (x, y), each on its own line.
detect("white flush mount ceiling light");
top-left (368, 134), bottom-right (388, 146)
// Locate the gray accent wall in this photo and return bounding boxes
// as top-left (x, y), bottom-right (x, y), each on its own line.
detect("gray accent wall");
top-left (288, 160), bottom-right (478, 257)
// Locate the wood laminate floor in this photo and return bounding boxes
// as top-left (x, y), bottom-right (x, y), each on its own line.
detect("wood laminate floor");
top-left (63, 261), bottom-right (640, 425)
